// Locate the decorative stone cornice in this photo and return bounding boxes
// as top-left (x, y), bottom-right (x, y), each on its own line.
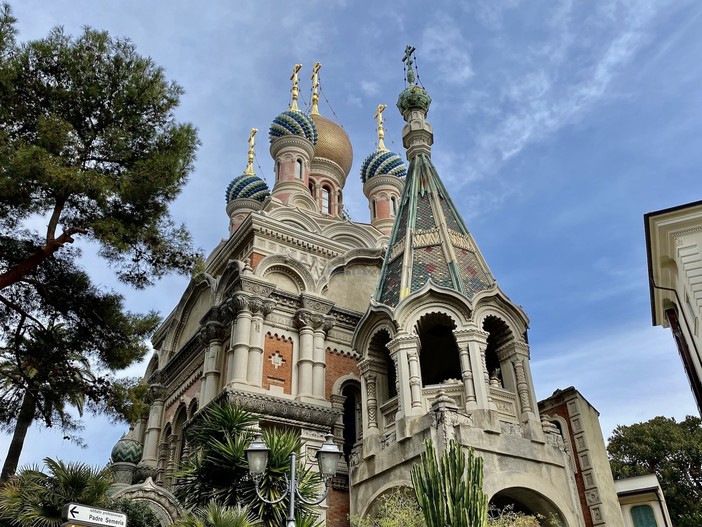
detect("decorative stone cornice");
top-left (224, 389), bottom-right (341, 428)
top-left (269, 134), bottom-right (315, 160)
top-left (300, 293), bottom-right (335, 314)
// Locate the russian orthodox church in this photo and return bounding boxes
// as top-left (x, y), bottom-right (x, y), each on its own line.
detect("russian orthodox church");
top-left (109, 50), bottom-right (626, 527)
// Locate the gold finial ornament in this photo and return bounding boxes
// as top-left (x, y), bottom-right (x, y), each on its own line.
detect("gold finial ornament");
top-left (289, 64), bottom-right (302, 111)
top-left (245, 128), bottom-right (257, 175)
top-left (310, 62), bottom-right (321, 115)
top-left (373, 104), bottom-right (388, 151)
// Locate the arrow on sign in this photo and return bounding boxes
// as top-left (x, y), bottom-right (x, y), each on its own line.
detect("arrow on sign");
top-left (61, 503), bottom-right (127, 527)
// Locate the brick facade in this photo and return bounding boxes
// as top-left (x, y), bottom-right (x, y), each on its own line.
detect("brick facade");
top-left (262, 332), bottom-right (293, 394)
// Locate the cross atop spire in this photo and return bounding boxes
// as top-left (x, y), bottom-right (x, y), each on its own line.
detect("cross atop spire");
top-left (310, 62), bottom-right (321, 115)
top-left (373, 104), bottom-right (388, 151)
top-left (244, 128), bottom-right (257, 175)
top-left (402, 45), bottom-right (416, 85)
top-left (289, 64), bottom-right (302, 111)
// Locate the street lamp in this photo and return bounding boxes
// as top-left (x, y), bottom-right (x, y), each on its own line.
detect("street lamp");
top-left (245, 431), bottom-right (342, 527)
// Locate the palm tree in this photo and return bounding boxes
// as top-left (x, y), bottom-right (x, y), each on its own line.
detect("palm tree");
top-left (171, 501), bottom-right (258, 527)
top-left (0, 458), bottom-right (160, 527)
top-left (0, 458), bottom-right (111, 527)
top-left (175, 402), bottom-right (325, 527)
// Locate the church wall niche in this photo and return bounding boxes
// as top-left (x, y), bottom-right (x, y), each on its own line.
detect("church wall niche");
top-left (415, 312), bottom-right (461, 386)
top-left (263, 332), bottom-right (293, 395)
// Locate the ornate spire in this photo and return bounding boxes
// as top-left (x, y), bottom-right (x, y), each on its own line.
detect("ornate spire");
top-left (373, 104), bottom-right (388, 151)
top-left (310, 62), bottom-right (321, 115)
top-left (289, 64), bottom-right (302, 111)
top-left (244, 128), bottom-right (257, 175)
top-left (374, 48), bottom-right (494, 306)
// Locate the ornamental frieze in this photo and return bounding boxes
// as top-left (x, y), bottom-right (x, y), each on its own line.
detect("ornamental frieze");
top-left (226, 389), bottom-right (341, 428)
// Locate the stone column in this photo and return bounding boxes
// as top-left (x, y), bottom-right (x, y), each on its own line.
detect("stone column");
top-left (247, 299), bottom-right (276, 386)
top-left (199, 321), bottom-right (226, 406)
top-left (140, 382), bottom-right (165, 466)
top-left (406, 346), bottom-right (423, 410)
top-left (226, 294), bottom-right (251, 384)
top-left (464, 329), bottom-right (492, 410)
top-left (295, 309), bottom-right (316, 398)
top-left (454, 329), bottom-right (478, 410)
top-left (312, 316), bottom-right (335, 399)
top-left (358, 359), bottom-right (379, 435)
top-left (386, 334), bottom-right (417, 419)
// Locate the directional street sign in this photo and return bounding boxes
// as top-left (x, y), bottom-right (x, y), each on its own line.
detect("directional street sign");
top-left (61, 503), bottom-right (127, 527)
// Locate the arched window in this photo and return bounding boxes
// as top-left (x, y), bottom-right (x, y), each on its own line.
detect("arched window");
top-left (276, 161), bottom-right (281, 182)
top-left (631, 505), bottom-right (657, 527)
top-left (295, 159), bottom-right (303, 179)
top-left (391, 196), bottom-right (397, 215)
top-left (309, 182), bottom-right (315, 196)
top-left (321, 186), bottom-right (331, 215)
top-left (372, 199), bottom-right (377, 219)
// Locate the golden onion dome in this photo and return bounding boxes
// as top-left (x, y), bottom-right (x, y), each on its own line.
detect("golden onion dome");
top-left (310, 113), bottom-right (353, 176)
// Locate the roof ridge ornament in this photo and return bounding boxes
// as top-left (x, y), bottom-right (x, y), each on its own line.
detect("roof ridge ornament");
top-left (289, 63), bottom-right (302, 111)
top-left (373, 104), bottom-right (388, 151)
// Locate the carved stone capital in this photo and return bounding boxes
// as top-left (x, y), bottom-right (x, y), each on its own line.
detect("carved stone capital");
top-left (295, 309), bottom-right (329, 331)
top-left (199, 321), bottom-right (226, 345)
top-left (147, 383), bottom-right (166, 403)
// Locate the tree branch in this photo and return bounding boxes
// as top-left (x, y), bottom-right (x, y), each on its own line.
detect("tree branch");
top-left (0, 227), bottom-right (87, 290)
top-left (0, 294), bottom-right (45, 328)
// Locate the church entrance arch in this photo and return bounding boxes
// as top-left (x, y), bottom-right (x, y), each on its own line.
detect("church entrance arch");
top-left (415, 312), bottom-right (460, 386)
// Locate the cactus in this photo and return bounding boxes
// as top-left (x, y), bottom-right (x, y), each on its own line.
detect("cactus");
top-left (411, 439), bottom-right (488, 527)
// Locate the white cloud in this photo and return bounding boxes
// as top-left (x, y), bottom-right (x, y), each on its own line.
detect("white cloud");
top-left (421, 12), bottom-right (474, 85)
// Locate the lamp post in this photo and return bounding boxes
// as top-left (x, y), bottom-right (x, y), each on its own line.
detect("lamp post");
top-left (245, 432), bottom-right (342, 527)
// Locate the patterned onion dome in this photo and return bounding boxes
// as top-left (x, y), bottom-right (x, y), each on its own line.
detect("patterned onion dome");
top-left (397, 84), bottom-right (432, 116)
top-left (226, 172), bottom-right (270, 203)
top-left (310, 114), bottom-right (353, 175)
top-left (111, 436), bottom-right (143, 464)
top-left (360, 149), bottom-right (407, 183)
top-left (269, 110), bottom-right (318, 144)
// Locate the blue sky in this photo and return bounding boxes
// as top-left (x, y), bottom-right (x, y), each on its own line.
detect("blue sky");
top-left (4, 0), bottom-right (701, 468)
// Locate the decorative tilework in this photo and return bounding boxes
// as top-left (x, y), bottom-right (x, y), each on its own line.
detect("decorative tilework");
top-left (269, 110), bottom-right (318, 144)
top-left (456, 249), bottom-right (491, 298)
top-left (412, 245), bottom-right (452, 290)
top-left (360, 149), bottom-right (407, 183)
top-left (440, 196), bottom-right (462, 231)
top-left (380, 257), bottom-right (403, 306)
top-left (415, 193), bottom-right (436, 230)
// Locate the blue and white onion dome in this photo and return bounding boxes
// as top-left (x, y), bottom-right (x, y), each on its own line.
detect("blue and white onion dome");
top-left (269, 110), bottom-right (318, 145)
top-left (360, 149), bottom-right (407, 184)
top-left (226, 172), bottom-right (270, 203)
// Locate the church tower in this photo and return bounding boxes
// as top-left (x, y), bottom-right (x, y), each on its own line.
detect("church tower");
top-left (350, 47), bottom-right (583, 526)
top-left (361, 104), bottom-right (406, 234)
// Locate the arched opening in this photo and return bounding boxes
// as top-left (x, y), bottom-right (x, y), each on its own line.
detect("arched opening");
top-left (341, 381), bottom-right (362, 464)
top-left (372, 198), bottom-right (377, 219)
top-left (368, 330), bottom-right (396, 401)
top-left (321, 185), bottom-right (331, 215)
top-left (489, 488), bottom-right (565, 527)
top-left (295, 158), bottom-right (303, 179)
top-left (416, 313), bottom-right (460, 386)
top-left (309, 181), bottom-right (315, 196)
top-left (391, 195), bottom-right (397, 216)
top-left (482, 315), bottom-right (514, 389)
top-left (276, 160), bottom-right (281, 182)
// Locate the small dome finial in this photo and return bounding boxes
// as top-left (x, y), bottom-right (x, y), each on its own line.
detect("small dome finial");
top-left (373, 104), bottom-right (388, 151)
top-left (402, 45), bottom-right (417, 85)
top-left (310, 62), bottom-right (321, 115)
top-left (244, 128), bottom-right (257, 175)
top-left (289, 64), bottom-right (302, 111)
